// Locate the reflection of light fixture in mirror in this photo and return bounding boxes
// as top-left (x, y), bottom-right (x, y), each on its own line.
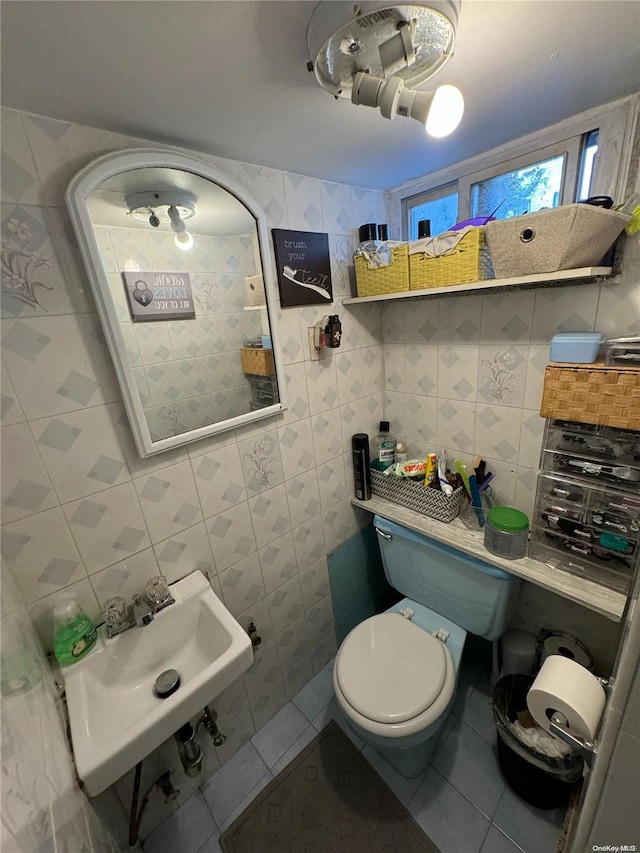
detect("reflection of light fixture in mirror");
top-left (125, 190), bottom-right (196, 250)
top-left (167, 205), bottom-right (194, 251)
top-left (351, 72), bottom-right (463, 136)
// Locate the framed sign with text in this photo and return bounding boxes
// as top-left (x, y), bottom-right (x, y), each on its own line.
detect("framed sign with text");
top-left (122, 271), bottom-right (195, 322)
top-left (271, 229), bottom-right (332, 307)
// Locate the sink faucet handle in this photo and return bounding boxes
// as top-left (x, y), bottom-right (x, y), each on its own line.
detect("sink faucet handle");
top-left (145, 576), bottom-right (170, 605)
top-left (103, 596), bottom-right (128, 628)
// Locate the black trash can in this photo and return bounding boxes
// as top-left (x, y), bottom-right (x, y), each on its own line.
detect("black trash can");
top-left (492, 674), bottom-right (583, 810)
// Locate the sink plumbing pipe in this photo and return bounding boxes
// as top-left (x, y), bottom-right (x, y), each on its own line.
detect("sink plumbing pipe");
top-left (128, 706), bottom-right (224, 846)
top-left (128, 765), bottom-right (180, 846)
top-left (175, 721), bottom-right (204, 777)
top-left (197, 705), bottom-right (227, 747)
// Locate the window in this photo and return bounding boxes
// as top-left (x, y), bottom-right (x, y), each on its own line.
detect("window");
top-left (402, 130), bottom-right (595, 237)
top-left (470, 155), bottom-right (565, 220)
top-left (577, 129), bottom-right (599, 201)
top-left (406, 184), bottom-right (458, 240)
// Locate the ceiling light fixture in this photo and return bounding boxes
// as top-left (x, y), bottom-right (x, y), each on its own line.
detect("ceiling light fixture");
top-left (307, 1), bottom-right (464, 136)
top-left (125, 190), bottom-right (196, 251)
top-left (351, 71), bottom-right (464, 135)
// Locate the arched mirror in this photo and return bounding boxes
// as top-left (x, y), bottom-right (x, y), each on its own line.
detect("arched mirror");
top-left (66, 150), bottom-right (285, 457)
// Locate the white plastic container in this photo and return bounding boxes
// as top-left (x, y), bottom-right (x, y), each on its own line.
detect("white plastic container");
top-left (549, 332), bottom-right (603, 363)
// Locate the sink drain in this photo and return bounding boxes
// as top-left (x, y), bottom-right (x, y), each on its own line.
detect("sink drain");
top-left (154, 669), bottom-right (180, 698)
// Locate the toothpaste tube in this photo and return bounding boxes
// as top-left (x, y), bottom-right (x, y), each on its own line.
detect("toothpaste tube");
top-left (438, 450), bottom-right (454, 495)
top-left (424, 453), bottom-right (439, 488)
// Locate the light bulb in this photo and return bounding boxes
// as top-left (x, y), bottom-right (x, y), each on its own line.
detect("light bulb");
top-left (174, 231), bottom-right (193, 251)
top-left (425, 84), bottom-right (464, 138)
top-left (352, 72), bottom-right (463, 138)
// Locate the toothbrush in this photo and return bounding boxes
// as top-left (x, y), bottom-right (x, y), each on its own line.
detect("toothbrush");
top-left (454, 460), bottom-right (472, 498)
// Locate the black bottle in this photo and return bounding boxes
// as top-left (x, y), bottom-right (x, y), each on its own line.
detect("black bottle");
top-left (417, 219), bottom-right (431, 239)
top-left (352, 434), bottom-right (371, 501)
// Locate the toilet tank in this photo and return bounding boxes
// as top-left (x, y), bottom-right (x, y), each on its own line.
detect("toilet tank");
top-left (373, 516), bottom-right (520, 641)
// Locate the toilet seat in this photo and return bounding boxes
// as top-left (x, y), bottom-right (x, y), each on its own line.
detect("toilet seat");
top-left (334, 613), bottom-right (456, 739)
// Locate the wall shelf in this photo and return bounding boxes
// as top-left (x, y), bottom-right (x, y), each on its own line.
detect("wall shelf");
top-left (352, 495), bottom-right (627, 622)
top-left (343, 266), bottom-right (614, 305)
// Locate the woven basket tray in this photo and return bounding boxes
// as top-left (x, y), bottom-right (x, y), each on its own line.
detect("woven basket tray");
top-left (241, 347), bottom-right (275, 377)
top-left (355, 244), bottom-right (410, 297)
top-left (409, 228), bottom-right (494, 290)
top-left (540, 362), bottom-right (640, 430)
top-left (370, 469), bottom-right (464, 523)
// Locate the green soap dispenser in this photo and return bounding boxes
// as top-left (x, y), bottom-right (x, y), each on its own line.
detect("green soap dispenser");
top-left (53, 598), bottom-right (97, 666)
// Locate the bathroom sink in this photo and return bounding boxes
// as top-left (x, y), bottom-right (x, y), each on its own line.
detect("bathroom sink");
top-left (61, 570), bottom-right (253, 796)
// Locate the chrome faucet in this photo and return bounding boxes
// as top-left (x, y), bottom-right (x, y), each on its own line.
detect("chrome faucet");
top-left (133, 593), bottom-right (154, 627)
top-left (102, 577), bottom-right (175, 638)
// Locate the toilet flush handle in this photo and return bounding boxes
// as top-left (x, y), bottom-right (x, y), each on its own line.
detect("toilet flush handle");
top-left (374, 526), bottom-right (392, 541)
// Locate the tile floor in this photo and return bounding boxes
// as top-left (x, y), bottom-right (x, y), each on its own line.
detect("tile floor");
top-left (142, 647), bottom-right (566, 853)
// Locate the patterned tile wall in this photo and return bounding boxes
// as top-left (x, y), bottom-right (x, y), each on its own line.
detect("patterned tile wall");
top-left (1, 106), bottom-right (385, 846)
top-left (378, 237), bottom-right (640, 523)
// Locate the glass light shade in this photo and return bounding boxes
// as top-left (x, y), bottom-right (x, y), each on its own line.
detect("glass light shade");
top-left (308, 1), bottom-right (460, 97)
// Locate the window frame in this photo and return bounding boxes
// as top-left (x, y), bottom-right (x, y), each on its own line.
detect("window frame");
top-left (392, 95), bottom-right (639, 242)
top-left (402, 137), bottom-right (582, 239)
top-left (402, 181), bottom-right (459, 240)
top-left (461, 136), bottom-right (581, 219)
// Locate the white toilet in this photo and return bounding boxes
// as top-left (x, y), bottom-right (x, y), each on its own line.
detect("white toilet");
top-left (333, 515), bottom-right (520, 777)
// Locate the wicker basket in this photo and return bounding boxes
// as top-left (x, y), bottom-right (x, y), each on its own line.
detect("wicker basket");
top-left (370, 469), bottom-right (464, 523)
top-left (355, 244), bottom-right (410, 297)
top-left (540, 362), bottom-right (640, 430)
top-left (241, 347), bottom-right (275, 377)
top-left (409, 228), bottom-right (494, 290)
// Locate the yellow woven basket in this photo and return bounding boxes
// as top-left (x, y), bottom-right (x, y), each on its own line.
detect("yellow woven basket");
top-left (540, 362), bottom-right (640, 430)
top-left (355, 244), bottom-right (410, 297)
top-left (409, 228), bottom-right (494, 290)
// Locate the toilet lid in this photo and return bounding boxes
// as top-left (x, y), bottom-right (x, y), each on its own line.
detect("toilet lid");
top-left (336, 613), bottom-right (449, 725)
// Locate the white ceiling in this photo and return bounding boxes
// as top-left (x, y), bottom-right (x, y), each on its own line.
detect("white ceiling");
top-left (2, 1), bottom-right (639, 191)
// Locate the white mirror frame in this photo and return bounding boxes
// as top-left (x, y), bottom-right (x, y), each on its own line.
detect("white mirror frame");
top-left (66, 149), bottom-right (286, 457)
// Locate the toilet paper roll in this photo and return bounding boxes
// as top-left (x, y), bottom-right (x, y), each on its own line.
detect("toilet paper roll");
top-left (539, 632), bottom-right (592, 670)
top-left (527, 655), bottom-right (606, 741)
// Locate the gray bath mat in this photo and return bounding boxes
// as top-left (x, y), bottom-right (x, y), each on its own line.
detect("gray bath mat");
top-left (219, 720), bottom-right (439, 852)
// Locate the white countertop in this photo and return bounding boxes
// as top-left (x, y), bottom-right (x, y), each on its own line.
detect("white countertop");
top-left (351, 496), bottom-right (627, 623)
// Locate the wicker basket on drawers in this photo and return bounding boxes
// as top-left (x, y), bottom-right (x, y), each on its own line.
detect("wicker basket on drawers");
top-left (241, 347), bottom-right (275, 377)
top-left (540, 362), bottom-right (640, 430)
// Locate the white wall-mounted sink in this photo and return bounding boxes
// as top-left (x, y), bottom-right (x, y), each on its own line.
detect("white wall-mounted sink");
top-left (61, 570), bottom-right (253, 796)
